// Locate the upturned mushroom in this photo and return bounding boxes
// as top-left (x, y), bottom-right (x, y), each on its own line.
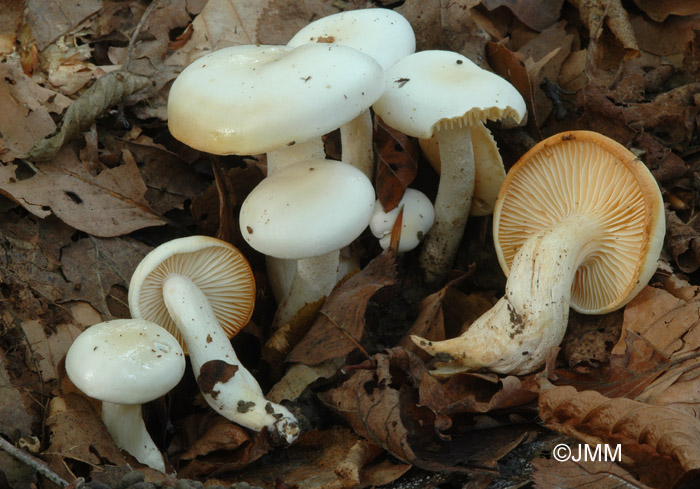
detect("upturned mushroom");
top-left (128, 236), bottom-right (300, 443)
top-left (239, 159), bottom-right (375, 328)
top-left (287, 8), bottom-right (415, 177)
top-left (413, 131), bottom-right (665, 375)
top-left (373, 50), bottom-right (526, 285)
top-left (65, 319), bottom-right (186, 472)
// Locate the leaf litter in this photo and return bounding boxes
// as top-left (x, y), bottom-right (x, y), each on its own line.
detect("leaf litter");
top-left (1, 0), bottom-right (700, 488)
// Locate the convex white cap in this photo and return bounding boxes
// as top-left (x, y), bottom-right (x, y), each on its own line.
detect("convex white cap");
top-left (167, 43), bottom-right (384, 155)
top-left (373, 50), bottom-right (526, 138)
top-left (239, 159), bottom-right (375, 259)
top-left (287, 8), bottom-right (415, 69)
top-left (370, 189), bottom-right (434, 252)
top-left (66, 319), bottom-right (185, 404)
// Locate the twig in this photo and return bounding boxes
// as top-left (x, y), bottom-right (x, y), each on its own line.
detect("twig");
top-left (123, 0), bottom-right (165, 71)
top-left (0, 436), bottom-right (69, 487)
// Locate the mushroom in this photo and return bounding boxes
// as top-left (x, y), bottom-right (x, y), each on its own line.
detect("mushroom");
top-left (287, 8), bottom-right (415, 177)
top-left (370, 188), bottom-right (435, 253)
top-left (65, 318), bottom-right (186, 472)
top-left (239, 159), bottom-right (375, 328)
top-left (167, 43), bottom-right (384, 174)
top-left (128, 236), bottom-right (300, 443)
top-left (373, 50), bottom-right (526, 285)
top-left (412, 131), bottom-right (665, 375)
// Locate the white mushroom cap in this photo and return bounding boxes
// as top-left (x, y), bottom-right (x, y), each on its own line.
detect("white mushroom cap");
top-left (65, 319), bottom-right (185, 405)
top-left (287, 8), bottom-right (415, 69)
top-left (370, 188), bottom-right (435, 252)
top-left (167, 43), bottom-right (384, 155)
top-left (494, 131), bottom-right (666, 314)
top-left (239, 159), bottom-right (375, 259)
top-left (373, 50), bottom-right (526, 139)
top-left (128, 236), bottom-right (256, 350)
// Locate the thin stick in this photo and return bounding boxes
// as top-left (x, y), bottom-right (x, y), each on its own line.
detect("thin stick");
top-left (0, 436), bottom-right (69, 487)
top-left (123, 0), bottom-right (164, 71)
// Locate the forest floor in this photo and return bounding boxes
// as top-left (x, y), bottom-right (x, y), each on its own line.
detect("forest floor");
top-left (1, 0), bottom-right (700, 488)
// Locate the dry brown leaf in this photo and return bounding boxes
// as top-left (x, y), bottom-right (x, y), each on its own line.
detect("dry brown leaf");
top-left (27, 71), bottom-right (151, 162)
top-left (233, 427), bottom-right (410, 489)
top-left (287, 248), bottom-right (398, 365)
top-left (532, 457), bottom-right (655, 488)
top-left (43, 394), bottom-right (128, 473)
top-left (319, 348), bottom-right (532, 472)
top-left (397, 0), bottom-right (490, 67)
top-left (0, 60), bottom-right (71, 162)
top-left (630, 15), bottom-right (700, 58)
top-left (0, 147), bottom-right (166, 237)
top-left (25, 0), bottom-right (102, 50)
top-left (267, 359), bottom-right (344, 404)
top-left (632, 0), bottom-right (700, 22)
top-left (481, 0), bottom-right (564, 32)
top-left (20, 319), bottom-right (82, 382)
top-left (539, 380), bottom-right (700, 488)
top-left (0, 350), bottom-right (36, 438)
top-left (0, 1), bottom-right (23, 54)
top-left (562, 310), bottom-right (623, 369)
top-left (569, 0), bottom-right (639, 60)
top-left (374, 116), bottom-right (419, 212)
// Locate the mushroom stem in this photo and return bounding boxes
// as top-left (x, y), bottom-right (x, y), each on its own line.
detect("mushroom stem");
top-left (162, 273), bottom-right (300, 443)
top-left (101, 402), bottom-right (165, 472)
top-left (272, 251), bottom-right (340, 329)
top-left (418, 123), bottom-right (475, 286)
top-left (341, 110), bottom-right (374, 178)
top-left (413, 215), bottom-right (602, 375)
top-left (267, 138), bottom-right (325, 174)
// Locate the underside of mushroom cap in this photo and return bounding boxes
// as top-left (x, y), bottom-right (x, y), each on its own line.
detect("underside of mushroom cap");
top-left (167, 43), bottom-right (384, 155)
top-left (372, 50), bottom-right (526, 139)
top-left (287, 8), bottom-right (415, 69)
top-left (493, 131), bottom-right (665, 314)
top-left (128, 236), bottom-right (256, 351)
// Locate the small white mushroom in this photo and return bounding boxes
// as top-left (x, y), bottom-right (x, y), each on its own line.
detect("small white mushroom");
top-left (65, 319), bottom-right (185, 472)
top-left (369, 188), bottom-right (435, 253)
top-left (412, 131), bottom-right (665, 375)
top-left (239, 159), bottom-right (375, 328)
top-left (128, 236), bottom-right (300, 444)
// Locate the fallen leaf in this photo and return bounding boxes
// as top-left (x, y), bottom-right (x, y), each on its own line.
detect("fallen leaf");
top-left (0, 60), bottom-right (71, 162)
top-left (562, 310), bottom-right (623, 369)
top-left (233, 427), bottom-right (410, 489)
top-left (25, 0), bottom-right (102, 50)
top-left (569, 0), bottom-right (639, 61)
top-left (320, 348), bottom-right (533, 472)
top-left (0, 147), bottom-right (166, 237)
top-left (630, 14), bottom-right (700, 58)
top-left (287, 248), bottom-right (398, 365)
top-left (20, 320), bottom-right (82, 382)
top-left (0, 350), bottom-right (36, 438)
top-left (0, 1), bottom-right (23, 54)
top-left (481, 0), bottom-right (564, 32)
top-left (532, 457), bottom-right (655, 488)
top-left (43, 394), bottom-right (128, 478)
top-left (539, 380), bottom-right (700, 488)
top-left (632, 0), bottom-right (700, 22)
top-left (374, 116), bottom-right (419, 212)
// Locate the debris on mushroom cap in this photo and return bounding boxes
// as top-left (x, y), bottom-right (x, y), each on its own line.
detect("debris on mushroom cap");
top-left (287, 8), bottom-right (416, 69)
top-left (370, 188), bottom-right (435, 252)
top-left (128, 236), bottom-right (256, 352)
top-left (493, 130), bottom-right (666, 314)
top-left (65, 319), bottom-right (186, 404)
top-left (373, 50), bottom-right (526, 139)
top-left (239, 159), bottom-right (376, 260)
top-left (167, 43), bottom-right (384, 155)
